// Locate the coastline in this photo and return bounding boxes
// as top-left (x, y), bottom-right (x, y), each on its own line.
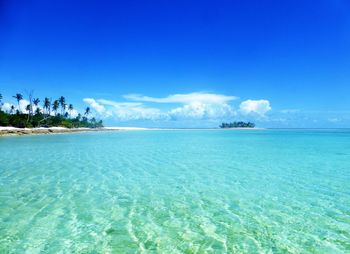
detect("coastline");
top-left (0, 126), bottom-right (150, 136)
top-left (0, 126), bottom-right (106, 136)
top-left (0, 126), bottom-right (265, 136)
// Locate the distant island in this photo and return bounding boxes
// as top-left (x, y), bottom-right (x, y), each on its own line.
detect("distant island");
top-left (0, 92), bottom-right (103, 128)
top-left (219, 121), bottom-right (255, 128)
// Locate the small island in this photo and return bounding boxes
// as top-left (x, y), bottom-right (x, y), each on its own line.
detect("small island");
top-left (219, 121), bottom-right (255, 128)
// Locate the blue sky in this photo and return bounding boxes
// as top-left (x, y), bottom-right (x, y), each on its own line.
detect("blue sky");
top-left (0, 0), bottom-right (349, 127)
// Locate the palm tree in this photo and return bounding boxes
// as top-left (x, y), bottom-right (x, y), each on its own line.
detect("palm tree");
top-left (10, 105), bottom-right (15, 114)
top-left (68, 104), bottom-right (73, 118)
top-left (84, 107), bottom-right (90, 117)
top-left (43, 97), bottom-right (51, 115)
top-left (32, 98), bottom-right (40, 115)
top-left (33, 98), bottom-right (40, 107)
top-left (90, 117), bottom-right (96, 128)
top-left (74, 113), bottom-right (82, 128)
top-left (25, 104), bottom-right (31, 113)
top-left (26, 91), bottom-right (33, 117)
top-left (52, 100), bottom-right (59, 116)
top-left (35, 107), bottom-right (41, 115)
top-left (62, 103), bottom-right (66, 115)
top-left (13, 93), bottom-right (23, 112)
top-left (58, 96), bottom-right (66, 115)
top-left (0, 93), bottom-right (3, 111)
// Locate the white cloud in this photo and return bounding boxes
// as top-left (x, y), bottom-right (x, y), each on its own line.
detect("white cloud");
top-left (97, 99), bottom-right (143, 107)
top-left (239, 99), bottom-right (271, 116)
top-left (83, 93), bottom-right (271, 123)
top-left (69, 109), bottom-right (79, 118)
top-left (2, 100), bottom-right (44, 114)
top-left (111, 105), bottom-right (164, 121)
top-left (83, 98), bottom-right (107, 114)
top-left (19, 99), bottom-right (30, 113)
top-left (2, 102), bottom-right (15, 113)
top-left (122, 92), bottom-right (238, 121)
top-left (83, 98), bottom-right (164, 121)
top-left (124, 92), bottom-right (238, 104)
top-left (83, 97), bottom-right (236, 121)
top-left (0, 99), bottom-right (43, 114)
top-left (169, 102), bottom-right (235, 120)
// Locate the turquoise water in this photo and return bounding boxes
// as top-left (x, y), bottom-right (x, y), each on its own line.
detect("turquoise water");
top-left (0, 130), bottom-right (349, 253)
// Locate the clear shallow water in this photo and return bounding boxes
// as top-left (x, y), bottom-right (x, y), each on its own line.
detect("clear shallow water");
top-left (0, 130), bottom-right (349, 253)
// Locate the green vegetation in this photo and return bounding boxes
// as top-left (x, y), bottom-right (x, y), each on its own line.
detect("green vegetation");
top-left (0, 93), bottom-right (103, 128)
top-left (220, 121), bottom-right (255, 128)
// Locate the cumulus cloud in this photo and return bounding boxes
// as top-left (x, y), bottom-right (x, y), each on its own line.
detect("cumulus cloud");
top-left (124, 92), bottom-right (238, 104)
top-left (18, 99), bottom-right (30, 113)
top-left (112, 106), bottom-right (164, 121)
top-left (83, 98), bottom-right (164, 121)
top-left (69, 109), bottom-right (79, 118)
top-left (83, 92), bottom-right (271, 122)
top-left (122, 92), bottom-right (238, 120)
top-left (83, 98), bottom-right (107, 114)
top-left (239, 99), bottom-right (271, 116)
top-left (1, 102), bottom-right (15, 113)
top-left (1, 99), bottom-right (45, 114)
top-left (83, 97), bottom-right (236, 121)
top-left (0, 99), bottom-right (43, 114)
top-left (169, 102), bottom-right (235, 120)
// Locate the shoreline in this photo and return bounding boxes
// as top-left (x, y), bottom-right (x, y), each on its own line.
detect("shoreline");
top-left (0, 127), bottom-right (108, 136)
top-left (0, 126), bottom-right (265, 136)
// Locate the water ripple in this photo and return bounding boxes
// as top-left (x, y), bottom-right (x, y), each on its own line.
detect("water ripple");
top-left (0, 130), bottom-right (349, 253)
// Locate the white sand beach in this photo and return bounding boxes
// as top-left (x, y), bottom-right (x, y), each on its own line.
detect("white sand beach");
top-left (0, 126), bottom-right (166, 136)
top-left (0, 126), bottom-right (265, 136)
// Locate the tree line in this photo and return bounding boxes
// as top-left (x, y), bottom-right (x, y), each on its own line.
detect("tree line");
top-left (219, 121), bottom-right (255, 128)
top-left (0, 92), bottom-right (103, 128)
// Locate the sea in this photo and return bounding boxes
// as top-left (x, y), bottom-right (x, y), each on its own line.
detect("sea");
top-left (0, 129), bottom-right (349, 253)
